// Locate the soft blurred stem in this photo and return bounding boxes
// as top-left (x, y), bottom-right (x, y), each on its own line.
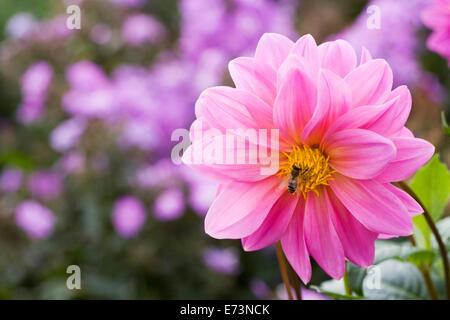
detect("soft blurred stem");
top-left (397, 181), bottom-right (450, 300)
top-left (286, 259), bottom-right (302, 300)
top-left (409, 234), bottom-right (439, 299)
top-left (343, 261), bottom-right (352, 296)
top-left (275, 241), bottom-right (293, 300)
top-left (421, 267), bottom-right (440, 300)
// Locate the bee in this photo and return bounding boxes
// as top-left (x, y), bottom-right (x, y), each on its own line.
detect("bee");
top-left (288, 165), bottom-right (301, 194)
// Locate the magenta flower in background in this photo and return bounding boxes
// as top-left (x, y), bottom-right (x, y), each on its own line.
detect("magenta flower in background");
top-left (0, 168), bottom-right (23, 193)
top-left (112, 196), bottom-right (147, 238)
top-left (28, 171), bottom-right (63, 200)
top-left (110, 0), bottom-right (146, 8)
top-left (91, 24), bottom-right (112, 45)
top-left (153, 188), bottom-right (185, 221)
top-left (17, 61), bottom-right (53, 124)
top-left (337, 0), bottom-right (428, 86)
top-left (5, 12), bottom-right (37, 39)
top-left (276, 285), bottom-right (329, 300)
top-left (63, 61), bottom-right (117, 118)
top-left (422, 0), bottom-right (450, 65)
top-left (203, 247), bottom-right (240, 275)
top-left (250, 279), bottom-right (271, 299)
top-left (50, 118), bottom-right (86, 152)
top-left (15, 200), bottom-right (55, 239)
top-left (183, 33), bottom-right (435, 283)
top-left (121, 14), bottom-right (166, 46)
top-left (57, 151), bottom-right (85, 175)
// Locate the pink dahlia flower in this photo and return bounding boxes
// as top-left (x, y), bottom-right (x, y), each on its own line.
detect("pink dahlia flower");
top-left (183, 33), bottom-right (435, 283)
top-left (422, 0), bottom-right (450, 64)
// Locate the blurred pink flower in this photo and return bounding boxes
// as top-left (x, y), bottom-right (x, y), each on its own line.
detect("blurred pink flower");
top-left (28, 171), bottom-right (63, 200)
top-left (153, 188), bottom-right (185, 221)
top-left (50, 118), bottom-right (86, 152)
top-left (276, 285), bottom-right (329, 300)
top-left (5, 12), bottom-right (37, 39)
top-left (110, 0), bottom-right (145, 8)
top-left (112, 196), bottom-right (147, 238)
top-left (203, 247), bottom-right (240, 275)
top-left (17, 61), bottom-right (53, 124)
top-left (183, 33), bottom-right (435, 283)
top-left (0, 168), bottom-right (23, 193)
top-left (63, 61), bottom-right (117, 118)
top-left (422, 0), bottom-right (450, 65)
top-left (121, 14), bottom-right (165, 46)
top-left (15, 200), bottom-right (55, 239)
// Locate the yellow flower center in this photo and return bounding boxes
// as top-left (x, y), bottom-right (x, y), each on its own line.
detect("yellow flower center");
top-left (278, 145), bottom-right (335, 197)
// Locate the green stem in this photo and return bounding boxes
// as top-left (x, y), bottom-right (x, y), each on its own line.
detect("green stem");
top-left (343, 261), bottom-right (352, 296)
top-left (397, 181), bottom-right (450, 300)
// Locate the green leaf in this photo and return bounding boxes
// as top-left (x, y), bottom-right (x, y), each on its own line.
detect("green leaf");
top-left (410, 154), bottom-right (450, 248)
top-left (442, 111), bottom-right (450, 136)
top-left (373, 240), bottom-right (417, 264)
top-left (410, 154), bottom-right (450, 221)
top-left (363, 260), bottom-right (429, 300)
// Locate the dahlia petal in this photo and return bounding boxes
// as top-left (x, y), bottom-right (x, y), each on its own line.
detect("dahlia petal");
top-left (205, 176), bottom-right (284, 239)
top-left (281, 198), bottom-right (312, 283)
top-left (195, 86), bottom-right (273, 131)
top-left (328, 189), bottom-right (377, 267)
top-left (421, 6), bottom-right (450, 30)
top-left (376, 137), bottom-right (435, 182)
top-left (302, 69), bottom-right (351, 145)
top-left (384, 184), bottom-right (423, 216)
top-left (323, 98), bottom-right (399, 139)
top-left (243, 191), bottom-right (298, 251)
top-left (182, 133), bottom-right (269, 183)
top-left (427, 30), bottom-right (450, 57)
top-left (290, 34), bottom-right (320, 77)
top-left (228, 57), bottom-right (277, 106)
top-left (318, 40), bottom-right (357, 77)
top-left (255, 33), bottom-right (294, 71)
top-left (273, 67), bottom-right (317, 144)
top-left (304, 188), bottom-right (345, 279)
top-left (360, 46), bottom-right (373, 65)
top-left (367, 85), bottom-right (411, 137)
top-left (323, 128), bottom-right (396, 180)
top-left (329, 174), bottom-right (413, 236)
top-left (345, 59), bottom-right (393, 108)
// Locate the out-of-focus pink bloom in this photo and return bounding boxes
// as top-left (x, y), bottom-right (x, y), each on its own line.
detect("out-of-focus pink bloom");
top-left (5, 13), bottom-right (37, 39)
top-left (422, 0), bottom-right (450, 65)
top-left (110, 0), bottom-right (145, 8)
top-left (135, 160), bottom-right (182, 189)
top-left (276, 285), bottom-right (329, 300)
top-left (63, 61), bottom-right (116, 118)
top-left (17, 61), bottom-right (53, 124)
top-left (153, 188), bottom-right (185, 221)
top-left (337, 0), bottom-right (427, 86)
top-left (0, 168), bottom-right (23, 193)
top-left (180, 0), bottom-right (297, 59)
top-left (121, 14), bottom-right (165, 46)
top-left (91, 24), bottom-right (112, 45)
top-left (22, 61), bottom-right (53, 97)
top-left (28, 171), bottom-right (63, 200)
top-left (15, 200), bottom-right (55, 239)
top-left (57, 151), bottom-right (85, 175)
top-left (203, 247), bottom-right (240, 275)
top-left (50, 118), bottom-right (86, 152)
top-left (250, 279), bottom-right (271, 299)
top-left (112, 196), bottom-right (147, 238)
top-left (183, 33), bottom-right (435, 283)
top-left (181, 167), bottom-right (218, 216)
